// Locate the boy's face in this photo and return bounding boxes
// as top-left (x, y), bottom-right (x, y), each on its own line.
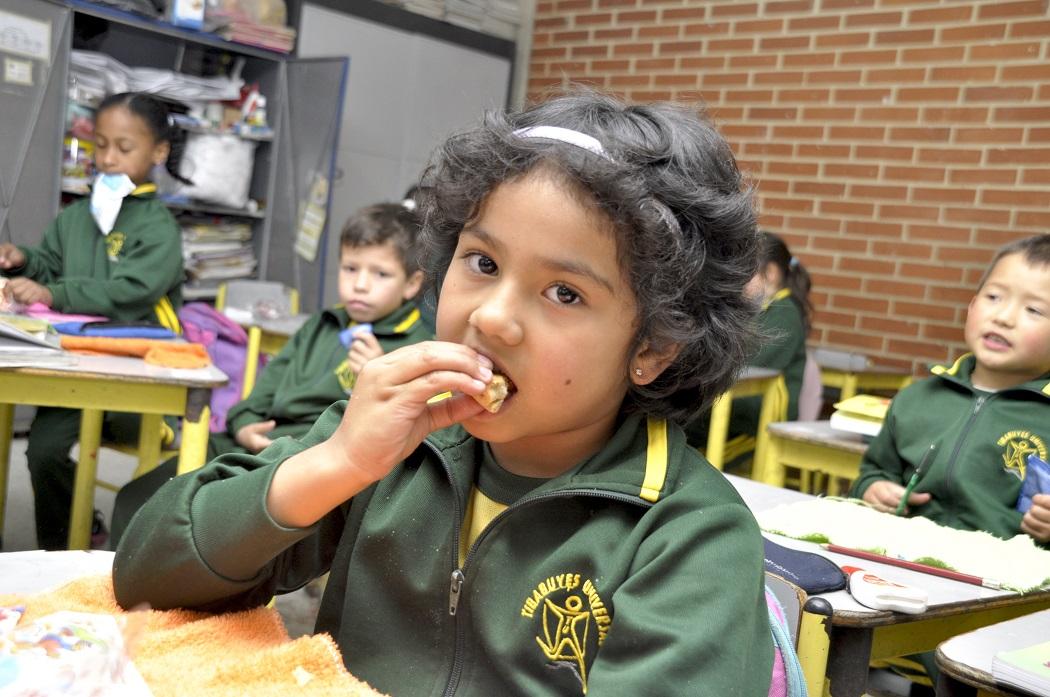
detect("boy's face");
top-left (94, 106), bottom-right (169, 185)
top-left (436, 171), bottom-right (671, 474)
top-left (338, 242), bottom-right (422, 323)
top-left (966, 252), bottom-right (1050, 390)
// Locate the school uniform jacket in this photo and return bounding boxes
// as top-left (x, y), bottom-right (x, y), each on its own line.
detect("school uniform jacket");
top-left (225, 301), bottom-right (430, 439)
top-left (113, 411), bottom-right (774, 697)
top-left (851, 354), bottom-right (1050, 541)
top-left (3, 187), bottom-right (182, 329)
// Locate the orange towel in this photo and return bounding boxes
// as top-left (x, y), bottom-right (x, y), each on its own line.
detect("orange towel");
top-left (0, 575), bottom-right (388, 697)
top-left (60, 336), bottom-right (211, 369)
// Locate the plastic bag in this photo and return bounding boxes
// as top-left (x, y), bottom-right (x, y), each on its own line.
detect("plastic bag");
top-left (1018, 453), bottom-right (1050, 514)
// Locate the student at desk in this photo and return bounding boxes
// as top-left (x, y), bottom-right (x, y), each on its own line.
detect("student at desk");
top-left (685, 231), bottom-right (812, 455)
top-left (113, 93), bottom-right (775, 696)
top-left (850, 233), bottom-right (1050, 691)
top-left (0, 92), bottom-right (188, 550)
top-left (110, 200), bottom-right (432, 546)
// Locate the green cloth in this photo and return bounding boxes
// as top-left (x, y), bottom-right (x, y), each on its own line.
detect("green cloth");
top-left (4, 193), bottom-right (182, 321)
top-left (850, 354), bottom-right (1050, 543)
top-left (114, 413), bottom-right (773, 697)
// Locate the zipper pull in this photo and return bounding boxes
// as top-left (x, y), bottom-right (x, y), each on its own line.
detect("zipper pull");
top-left (449, 569), bottom-right (465, 616)
top-left (974, 395), bottom-right (986, 414)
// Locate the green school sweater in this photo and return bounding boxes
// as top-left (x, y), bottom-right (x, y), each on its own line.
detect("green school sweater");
top-left (113, 412), bottom-right (773, 697)
top-left (226, 301), bottom-right (432, 439)
top-left (4, 189), bottom-right (182, 325)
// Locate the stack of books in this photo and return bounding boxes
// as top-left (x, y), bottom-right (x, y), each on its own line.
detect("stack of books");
top-left (991, 640), bottom-right (1050, 695)
top-left (828, 394), bottom-right (890, 438)
top-left (181, 217), bottom-right (257, 292)
top-left (0, 314), bottom-right (67, 368)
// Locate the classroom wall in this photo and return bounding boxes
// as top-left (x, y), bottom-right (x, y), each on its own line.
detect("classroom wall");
top-left (526, 0), bottom-right (1050, 374)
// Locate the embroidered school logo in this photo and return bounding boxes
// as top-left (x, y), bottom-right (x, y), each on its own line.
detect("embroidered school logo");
top-left (105, 231), bottom-right (125, 261)
top-left (997, 430), bottom-right (1047, 480)
top-left (520, 573), bottom-right (611, 695)
top-left (334, 358), bottom-right (356, 394)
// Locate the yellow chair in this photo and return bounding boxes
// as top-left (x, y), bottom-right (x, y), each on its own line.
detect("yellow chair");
top-left (215, 280), bottom-right (300, 397)
top-left (766, 571), bottom-right (833, 697)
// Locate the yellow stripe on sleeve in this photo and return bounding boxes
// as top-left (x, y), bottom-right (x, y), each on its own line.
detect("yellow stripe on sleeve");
top-left (640, 418), bottom-right (668, 502)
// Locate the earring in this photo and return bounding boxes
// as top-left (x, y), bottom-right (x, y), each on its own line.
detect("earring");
top-left (634, 368), bottom-right (643, 377)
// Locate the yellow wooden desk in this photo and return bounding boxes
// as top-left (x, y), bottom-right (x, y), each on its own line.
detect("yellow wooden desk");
top-left (755, 420), bottom-right (868, 491)
top-left (237, 314), bottom-right (309, 398)
top-left (705, 366), bottom-right (787, 471)
top-left (0, 354), bottom-right (227, 549)
top-left (820, 364), bottom-right (913, 401)
top-left (935, 608), bottom-right (1049, 697)
top-left (731, 475), bottom-right (1050, 697)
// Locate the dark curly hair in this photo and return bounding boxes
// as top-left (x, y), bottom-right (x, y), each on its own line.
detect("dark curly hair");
top-left (339, 202), bottom-right (423, 275)
top-left (417, 91), bottom-right (760, 424)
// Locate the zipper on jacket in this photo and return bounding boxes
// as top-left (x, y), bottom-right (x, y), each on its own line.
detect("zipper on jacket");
top-left (945, 394), bottom-right (987, 502)
top-left (449, 569), bottom-right (465, 616)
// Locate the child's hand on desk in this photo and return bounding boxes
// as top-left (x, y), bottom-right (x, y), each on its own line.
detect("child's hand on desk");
top-left (0, 243), bottom-right (25, 270)
top-left (4, 277), bottom-right (52, 306)
top-left (235, 420), bottom-right (276, 453)
top-left (1021, 494), bottom-right (1050, 543)
top-left (347, 331), bottom-right (383, 376)
top-left (862, 480), bottom-right (931, 514)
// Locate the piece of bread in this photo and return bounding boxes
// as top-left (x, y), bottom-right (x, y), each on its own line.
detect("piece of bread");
top-left (473, 374), bottom-right (510, 413)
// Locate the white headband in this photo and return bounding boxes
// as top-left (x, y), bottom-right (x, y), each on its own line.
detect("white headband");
top-left (513, 125), bottom-right (612, 160)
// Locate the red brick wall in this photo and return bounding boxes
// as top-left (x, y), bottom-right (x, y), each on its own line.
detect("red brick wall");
top-left (528, 0), bottom-right (1050, 374)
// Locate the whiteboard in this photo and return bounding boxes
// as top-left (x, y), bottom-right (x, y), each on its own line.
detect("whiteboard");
top-left (298, 4), bottom-right (512, 306)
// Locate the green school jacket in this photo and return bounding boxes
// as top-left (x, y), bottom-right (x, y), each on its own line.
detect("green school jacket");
top-left (225, 301), bottom-right (431, 439)
top-left (113, 412), bottom-right (773, 696)
top-left (4, 188), bottom-right (182, 326)
top-left (851, 354), bottom-right (1050, 541)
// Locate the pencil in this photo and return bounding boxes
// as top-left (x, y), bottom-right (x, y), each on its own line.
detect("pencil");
top-left (822, 544), bottom-right (1002, 590)
top-left (894, 443), bottom-right (937, 516)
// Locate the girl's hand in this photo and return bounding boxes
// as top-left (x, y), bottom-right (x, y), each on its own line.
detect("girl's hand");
top-left (861, 480), bottom-right (931, 514)
top-left (6, 277), bottom-right (52, 306)
top-left (347, 331), bottom-right (384, 376)
top-left (0, 243), bottom-right (25, 270)
top-left (235, 420), bottom-right (277, 454)
top-left (1021, 494), bottom-right (1050, 543)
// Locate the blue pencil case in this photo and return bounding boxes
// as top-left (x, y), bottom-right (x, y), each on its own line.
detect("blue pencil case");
top-left (1018, 453), bottom-right (1050, 514)
top-left (763, 536), bottom-right (847, 594)
top-left (52, 320), bottom-right (177, 339)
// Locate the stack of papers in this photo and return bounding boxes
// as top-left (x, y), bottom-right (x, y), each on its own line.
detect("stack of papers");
top-left (71, 50), bottom-right (243, 103)
top-left (0, 314), bottom-right (70, 368)
top-left (829, 394), bottom-right (890, 438)
top-left (182, 217), bottom-right (257, 285)
top-left (992, 640), bottom-right (1050, 695)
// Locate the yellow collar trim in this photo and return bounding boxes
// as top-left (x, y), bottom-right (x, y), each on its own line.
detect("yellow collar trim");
top-left (131, 183), bottom-right (157, 196)
top-left (931, 353), bottom-right (970, 377)
top-left (640, 418), bottom-right (668, 503)
top-left (763, 287), bottom-right (791, 310)
top-left (394, 308), bottom-right (421, 334)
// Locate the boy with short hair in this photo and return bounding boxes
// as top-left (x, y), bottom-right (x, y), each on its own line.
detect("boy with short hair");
top-left (851, 233), bottom-right (1050, 544)
top-left (110, 201), bottom-right (432, 545)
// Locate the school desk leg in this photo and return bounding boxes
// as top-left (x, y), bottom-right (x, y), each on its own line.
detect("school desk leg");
top-left (705, 393), bottom-right (731, 470)
top-left (840, 375), bottom-right (858, 401)
top-left (68, 408), bottom-right (104, 550)
top-left (798, 596), bottom-right (833, 697)
top-left (176, 388), bottom-right (212, 476)
top-left (133, 413), bottom-right (163, 478)
top-left (751, 377), bottom-right (788, 484)
top-left (826, 626), bottom-right (873, 697)
top-left (0, 402), bottom-right (12, 540)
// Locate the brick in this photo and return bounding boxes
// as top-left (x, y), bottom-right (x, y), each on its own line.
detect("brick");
top-left (907, 224), bottom-right (973, 243)
top-left (798, 143), bottom-right (852, 158)
top-left (854, 145), bottom-right (914, 160)
top-left (936, 244), bottom-right (1005, 264)
top-left (574, 12), bottom-right (613, 25)
top-left (755, 71), bottom-right (806, 85)
top-left (865, 68), bottom-right (925, 83)
top-left (784, 52), bottom-right (838, 67)
top-left (749, 107), bottom-right (799, 120)
top-left (729, 54), bottom-right (778, 68)
top-left (655, 73), bottom-right (699, 87)
top-left (944, 207), bottom-right (1012, 225)
top-left (627, 89), bottom-right (673, 100)
top-left (735, 18), bottom-right (783, 33)
top-left (850, 184), bottom-right (909, 200)
top-left (823, 163), bottom-right (880, 178)
top-left (909, 6), bottom-right (973, 23)
top-left (760, 35), bottom-right (812, 50)
top-left (821, 200), bottom-right (876, 215)
top-left (724, 89), bottom-right (776, 102)
top-left (768, 0), bottom-right (814, 12)
top-left (970, 43), bottom-right (1041, 61)
top-left (826, 330), bottom-right (884, 352)
top-left (532, 47), bottom-right (568, 59)
top-left (922, 107), bottom-right (989, 123)
top-left (821, 0), bottom-right (875, 8)
top-left (683, 21), bottom-right (730, 36)
top-left (554, 0), bottom-right (590, 9)
top-left (901, 46), bottom-right (965, 63)
top-left (1021, 169), bottom-right (1050, 184)
top-left (549, 60), bottom-right (589, 72)
top-left (744, 142), bottom-right (794, 156)
top-left (612, 42), bottom-right (654, 56)
top-left (917, 148), bottom-right (982, 165)
top-left (949, 168), bottom-right (1017, 185)
top-left (815, 32), bottom-right (872, 48)
top-left (845, 11), bottom-right (903, 27)
top-left (722, 124), bottom-right (769, 138)
top-left (921, 323), bottom-right (965, 344)
top-left (930, 66), bottom-right (997, 82)
top-left (955, 127), bottom-right (1024, 144)
top-left (535, 16), bottom-right (569, 29)
top-left (801, 106), bottom-right (857, 119)
top-left (1002, 63), bottom-right (1050, 80)
top-left (788, 15), bottom-right (841, 31)
top-left (710, 2), bottom-right (759, 17)
top-left (635, 57), bottom-right (675, 70)
top-left (866, 278), bottom-right (927, 299)
top-left (898, 87), bottom-right (960, 102)
top-left (974, 229), bottom-right (1034, 246)
top-left (871, 240), bottom-right (934, 258)
top-left (876, 204), bottom-right (940, 221)
top-left (778, 88), bottom-right (833, 102)
top-left (597, 0), bottom-right (636, 6)
top-left (590, 59), bottom-right (630, 71)
top-left (761, 196), bottom-right (815, 213)
top-left (706, 38), bottom-right (755, 51)
top-left (639, 25), bottom-right (681, 38)
top-left (811, 236), bottom-right (869, 253)
top-left (861, 316), bottom-right (921, 335)
top-left (834, 292), bottom-right (893, 312)
top-left (889, 127), bottom-right (951, 142)
top-left (806, 69), bottom-right (863, 84)
top-left (818, 311), bottom-right (860, 328)
top-left (773, 125), bottom-right (825, 138)
top-left (912, 187), bottom-right (976, 204)
top-left (941, 23), bottom-right (1007, 41)
top-left (1017, 211), bottom-right (1050, 227)
top-left (977, 0), bottom-right (1048, 19)
top-left (811, 272), bottom-right (864, 291)
top-left (786, 216), bottom-right (843, 233)
top-left (793, 180), bottom-right (847, 195)
top-left (883, 165), bottom-right (945, 183)
top-left (679, 56), bottom-right (727, 69)
top-left (929, 285), bottom-right (978, 304)
top-left (659, 40), bottom-right (707, 55)
top-left (828, 125), bottom-right (887, 140)
top-left (570, 45), bottom-right (609, 57)
top-left (876, 28), bottom-right (934, 44)
top-left (845, 219), bottom-right (904, 237)
top-left (1007, 19), bottom-right (1050, 37)
top-left (662, 7), bottom-right (707, 21)
top-left (553, 30), bottom-right (590, 42)
top-left (618, 9), bottom-right (657, 22)
top-left (595, 28), bottom-right (633, 39)
top-left (995, 106), bottom-right (1050, 121)
top-left (610, 74), bottom-right (650, 87)
top-left (894, 298), bottom-right (960, 320)
top-left (840, 49), bottom-right (898, 65)
top-left (987, 148), bottom-right (1050, 164)
top-left (859, 106), bottom-right (920, 122)
top-left (965, 86), bottom-right (1035, 102)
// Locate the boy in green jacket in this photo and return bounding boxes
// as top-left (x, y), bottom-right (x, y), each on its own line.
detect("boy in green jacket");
top-left (114, 93), bottom-right (774, 696)
top-left (110, 201), bottom-right (431, 546)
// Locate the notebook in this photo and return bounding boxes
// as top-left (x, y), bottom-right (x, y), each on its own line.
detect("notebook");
top-left (991, 639), bottom-right (1050, 696)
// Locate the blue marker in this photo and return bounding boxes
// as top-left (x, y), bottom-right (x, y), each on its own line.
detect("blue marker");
top-left (339, 323), bottom-right (372, 348)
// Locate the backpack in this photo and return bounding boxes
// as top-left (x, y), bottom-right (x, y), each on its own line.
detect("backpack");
top-left (766, 586), bottom-right (808, 697)
top-left (177, 302), bottom-right (260, 433)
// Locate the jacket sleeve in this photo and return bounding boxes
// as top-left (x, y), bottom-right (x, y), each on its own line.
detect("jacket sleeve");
top-left (586, 496), bottom-right (773, 696)
top-left (47, 204), bottom-right (183, 319)
top-left (849, 397), bottom-right (908, 499)
top-left (8, 216), bottom-right (66, 283)
top-left (113, 402), bottom-right (349, 612)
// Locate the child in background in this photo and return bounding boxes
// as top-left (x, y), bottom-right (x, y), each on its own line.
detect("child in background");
top-left (851, 234), bottom-right (1050, 692)
top-left (685, 230), bottom-right (812, 451)
top-left (0, 92), bottom-right (188, 550)
top-left (114, 92), bottom-right (773, 695)
top-left (110, 201), bottom-right (431, 546)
